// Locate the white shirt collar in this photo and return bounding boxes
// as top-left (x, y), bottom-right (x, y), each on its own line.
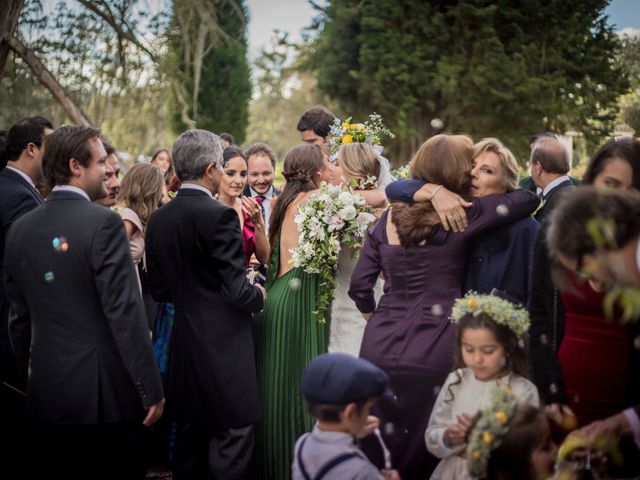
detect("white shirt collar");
top-left (542, 175), bottom-right (570, 199)
top-left (180, 183), bottom-right (213, 198)
top-left (5, 166), bottom-right (36, 188)
top-left (51, 185), bottom-right (91, 201)
top-left (250, 186), bottom-right (274, 199)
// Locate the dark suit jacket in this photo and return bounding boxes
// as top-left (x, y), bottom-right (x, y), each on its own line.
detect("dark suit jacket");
top-left (534, 179), bottom-right (575, 223)
top-left (528, 180), bottom-right (576, 403)
top-left (3, 190), bottom-right (163, 423)
top-left (0, 167), bottom-right (44, 387)
top-left (145, 188), bottom-right (264, 429)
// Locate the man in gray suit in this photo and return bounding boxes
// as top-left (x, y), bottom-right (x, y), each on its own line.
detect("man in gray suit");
top-left (4, 125), bottom-right (164, 479)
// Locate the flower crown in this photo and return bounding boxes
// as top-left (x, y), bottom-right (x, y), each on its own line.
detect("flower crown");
top-left (328, 113), bottom-right (395, 155)
top-left (467, 387), bottom-right (519, 479)
top-left (450, 292), bottom-right (530, 340)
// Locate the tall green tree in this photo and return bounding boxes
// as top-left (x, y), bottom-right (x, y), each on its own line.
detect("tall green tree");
top-left (308, 0), bottom-right (629, 164)
top-left (169, 0), bottom-right (251, 142)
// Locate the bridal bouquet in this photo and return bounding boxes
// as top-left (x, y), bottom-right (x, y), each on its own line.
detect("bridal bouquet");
top-left (290, 183), bottom-right (378, 323)
top-left (391, 163), bottom-right (411, 180)
top-left (328, 113), bottom-right (395, 155)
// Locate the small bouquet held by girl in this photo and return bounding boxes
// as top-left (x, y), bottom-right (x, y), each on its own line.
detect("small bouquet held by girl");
top-left (290, 182), bottom-right (377, 323)
top-left (425, 292), bottom-right (541, 480)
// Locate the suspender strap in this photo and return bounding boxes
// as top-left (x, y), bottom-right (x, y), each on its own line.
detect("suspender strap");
top-left (314, 452), bottom-right (360, 480)
top-left (296, 434), bottom-right (312, 480)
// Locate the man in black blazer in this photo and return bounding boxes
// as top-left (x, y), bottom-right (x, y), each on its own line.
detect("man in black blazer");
top-left (3, 126), bottom-right (164, 479)
top-left (146, 129), bottom-right (266, 480)
top-left (529, 138), bottom-right (575, 223)
top-left (527, 138), bottom-right (576, 409)
top-left (0, 116), bottom-right (52, 472)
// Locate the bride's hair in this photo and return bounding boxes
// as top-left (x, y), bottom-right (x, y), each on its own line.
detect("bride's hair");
top-left (337, 143), bottom-right (381, 189)
top-left (268, 144), bottom-right (326, 253)
top-left (392, 134), bottom-right (473, 246)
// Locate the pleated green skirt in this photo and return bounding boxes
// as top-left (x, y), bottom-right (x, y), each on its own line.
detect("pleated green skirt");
top-left (255, 241), bottom-right (328, 479)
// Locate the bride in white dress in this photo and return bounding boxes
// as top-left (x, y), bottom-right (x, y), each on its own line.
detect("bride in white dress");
top-left (328, 143), bottom-right (389, 356)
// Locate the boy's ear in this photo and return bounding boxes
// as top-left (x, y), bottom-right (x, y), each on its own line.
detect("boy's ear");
top-left (341, 402), bottom-right (358, 421)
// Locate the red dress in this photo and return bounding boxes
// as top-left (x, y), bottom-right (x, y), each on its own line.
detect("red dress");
top-left (559, 274), bottom-right (631, 425)
top-left (241, 211), bottom-right (257, 268)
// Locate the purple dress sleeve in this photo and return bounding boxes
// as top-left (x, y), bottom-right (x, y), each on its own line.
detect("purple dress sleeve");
top-left (385, 179), bottom-right (426, 204)
top-left (462, 190), bottom-right (540, 238)
top-left (348, 213), bottom-right (386, 313)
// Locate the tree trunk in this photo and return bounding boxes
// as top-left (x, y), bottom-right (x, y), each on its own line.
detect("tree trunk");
top-left (5, 34), bottom-right (92, 126)
top-left (0, 0), bottom-right (25, 75)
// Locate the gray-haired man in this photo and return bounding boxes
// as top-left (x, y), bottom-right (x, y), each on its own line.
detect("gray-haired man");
top-left (145, 129), bottom-right (266, 479)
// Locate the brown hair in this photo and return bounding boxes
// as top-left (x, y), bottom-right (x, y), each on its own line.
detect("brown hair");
top-left (483, 405), bottom-right (550, 480)
top-left (546, 187), bottom-right (640, 288)
top-left (245, 142), bottom-right (277, 169)
top-left (41, 125), bottom-right (101, 191)
top-left (392, 134), bottom-right (473, 246)
top-left (296, 105), bottom-right (336, 138)
top-left (268, 144), bottom-right (326, 254)
top-left (117, 163), bottom-right (165, 227)
top-left (472, 138), bottom-right (519, 192)
top-left (337, 143), bottom-right (381, 189)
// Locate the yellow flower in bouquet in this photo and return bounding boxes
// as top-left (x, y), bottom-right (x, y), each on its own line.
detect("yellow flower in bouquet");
top-left (342, 134), bottom-right (353, 144)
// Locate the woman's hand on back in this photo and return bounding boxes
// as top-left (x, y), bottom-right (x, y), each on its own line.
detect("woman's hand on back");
top-left (418, 184), bottom-right (471, 232)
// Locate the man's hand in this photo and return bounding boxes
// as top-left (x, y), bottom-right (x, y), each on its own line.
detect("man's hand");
top-left (255, 283), bottom-right (267, 302)
top-left (545, 403), bottom-right (577, 431)
top-left (577, 412), bottom-right (632, 444)
top-left (143, 398), bottom-right (165, 427)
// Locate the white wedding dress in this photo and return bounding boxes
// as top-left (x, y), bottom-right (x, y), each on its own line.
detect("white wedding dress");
top-left (328, 244), bottom-right (384, 357)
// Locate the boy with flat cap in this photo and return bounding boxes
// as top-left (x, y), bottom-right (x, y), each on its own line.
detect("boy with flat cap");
top-left (292, 353), bottom-right (401, 480)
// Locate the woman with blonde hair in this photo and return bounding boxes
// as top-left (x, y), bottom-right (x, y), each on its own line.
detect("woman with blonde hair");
top-left (328, 142), bottom-right (387, 356)
top-left (349, 134), bottom-right (539, 478)
top-left (115, 162), bottom-right (164, 288)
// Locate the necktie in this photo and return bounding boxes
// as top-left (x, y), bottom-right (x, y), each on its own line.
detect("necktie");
top-left (256, 195), bottom-right (266, 222)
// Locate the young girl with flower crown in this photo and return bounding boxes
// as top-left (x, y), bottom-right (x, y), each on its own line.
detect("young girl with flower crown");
top-left (466, 388), bottom-right (557, 480)
top-left (425, 292), bottom-right (540, 480)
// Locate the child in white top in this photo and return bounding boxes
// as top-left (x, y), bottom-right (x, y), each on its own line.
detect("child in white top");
top-left (425, 293), bottom-right (540, 479)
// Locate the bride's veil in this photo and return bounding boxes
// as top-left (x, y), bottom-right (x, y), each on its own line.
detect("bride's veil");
top-left (373, 145), bottom-right (393, 189)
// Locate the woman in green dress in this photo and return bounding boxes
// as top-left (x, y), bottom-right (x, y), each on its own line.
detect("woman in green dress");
top-left (255, 143), bottom-right (333, 479)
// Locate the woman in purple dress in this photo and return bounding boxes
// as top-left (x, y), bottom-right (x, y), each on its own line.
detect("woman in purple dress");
top-left (348, 134), bottom-right (539, 479)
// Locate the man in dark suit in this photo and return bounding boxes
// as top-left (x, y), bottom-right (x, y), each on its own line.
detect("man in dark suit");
top-left (0, 116), bottom-right (52, 471)
top-left (529, 138), bottom-right (575, 222)
top-left (3, 125), bottom-right (164, 479)
top-left (527, 138), bottom-right (576, 410)
top-left (146, 129), bottom-right (266, 480)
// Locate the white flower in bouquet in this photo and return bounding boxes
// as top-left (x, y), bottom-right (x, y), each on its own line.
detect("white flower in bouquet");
top-left (338, 204), bottom-right (357, 221)
top-left (338, 190), bottom-right (355, 206)
top-left (290, 182), bottom-right (378, 323)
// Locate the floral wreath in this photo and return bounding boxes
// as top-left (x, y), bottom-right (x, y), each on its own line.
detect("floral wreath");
top-left (328, 113), bottom-right (395, 156)
top-left (467, 387), bottom-right (519, 479)
top-left (450, 291), bottom-right (530, 340)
